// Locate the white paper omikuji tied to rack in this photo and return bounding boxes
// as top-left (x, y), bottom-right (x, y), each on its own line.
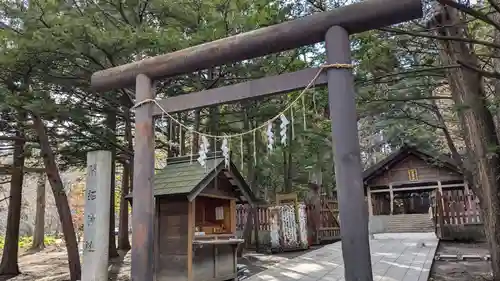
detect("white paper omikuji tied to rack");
top-left (267, 122), bottom-right (274, 153)
top-left (279, 114), bottom-right (289, 146)
top-left (197, 136), bottom-right (210, 168)
top-left (221, 138), bottom-right (230, 168)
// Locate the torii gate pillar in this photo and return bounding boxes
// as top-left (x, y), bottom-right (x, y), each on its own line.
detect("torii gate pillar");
top-left (326, 26), bottom-right (373, 280)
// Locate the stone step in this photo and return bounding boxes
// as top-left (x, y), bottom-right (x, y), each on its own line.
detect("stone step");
top-left (385, 218), bottom-right (434, 233)
top-left (369, 214), bottom-right (436, 234)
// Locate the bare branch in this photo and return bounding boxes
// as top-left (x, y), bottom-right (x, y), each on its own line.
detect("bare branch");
top-left (380, 27), bottom-right (500, 50)
top-left (437, 0), bottom-right (500, 31)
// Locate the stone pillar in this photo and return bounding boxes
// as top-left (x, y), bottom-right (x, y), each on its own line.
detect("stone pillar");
top-left (82, 150), bottom-right (112, 281)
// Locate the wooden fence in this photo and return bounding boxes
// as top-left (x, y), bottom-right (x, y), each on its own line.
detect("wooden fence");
top-left (236, 195), bottom-right (341, 248)
top-left (433, 189), bottom-right (485, 241)
top-left (434, 189), bottom-right (481, 225)
top-left (318, 197), bottom-right (341, 242)
top-left (236, 205), bottom-right (272, 231)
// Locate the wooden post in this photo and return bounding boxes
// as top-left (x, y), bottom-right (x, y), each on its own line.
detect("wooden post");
top-left (389, 184), bottom-right (394, 215)
top-left (82, 151), bottom-right (112, 281)
top-left (187, 200), bottom-right (195, 281)
top-left (131, 74), bottom-right (155, 281)
top-left (436, 190), bottom-right (445, 238)
top-left (325, 26), bottom-right (373, 281)
top-left (254, 209), bottom-right (260, 251)
top-left (437, 180), bottom-right (445, 216)
top-left (154, 198), bottom-right (159, 279)
top-left (464, 181), bottom-right (472, 210)
top-left (367, 187), bottom-right (373, 216)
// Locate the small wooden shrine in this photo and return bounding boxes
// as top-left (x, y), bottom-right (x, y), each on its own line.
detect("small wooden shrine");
top-left (127, 153), bottom-right (256, 281)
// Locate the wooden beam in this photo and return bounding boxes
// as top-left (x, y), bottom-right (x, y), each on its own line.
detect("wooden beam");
top-left (90, 0), bottom-right (422, 91)
top-left (370, 183), bottom-right (467, 193)
top-left (198, 193), bottom-right (238, 201)
top-left (153, 67), bottom-right (327, 115)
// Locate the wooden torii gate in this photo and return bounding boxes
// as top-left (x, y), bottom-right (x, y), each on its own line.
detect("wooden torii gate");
top-left (90, 0), bottom-right (423, 280)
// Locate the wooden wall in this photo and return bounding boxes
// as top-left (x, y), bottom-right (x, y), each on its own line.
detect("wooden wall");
top-left (368, 154), bottom-right (462, 186)
top-left (192, 244), bottom-right (235, 280)
top-left (156, 198), bottom-right (189, 281)
top-left (201, 174), bottom-right (239, 199)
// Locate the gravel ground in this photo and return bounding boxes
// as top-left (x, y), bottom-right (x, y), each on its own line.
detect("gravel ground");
top-left (429, 241), bottom-right (492, 281)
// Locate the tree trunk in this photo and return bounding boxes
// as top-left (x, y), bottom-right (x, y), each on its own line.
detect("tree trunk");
top-left (32, 114), bottom-right (81, 281)
top-left (180, 113), bottom-right (186, 155)
top-left (0, 126), bottom-right (25, 277)
top-left (106, 113), bottom-right (119, 258)
top-left (286, 127), bottom-right (293, 192)
top-left (118, 110), bottom-right (132, 250)
top-left (491, 1), bottom-right (500, 137)
top-left (117, 161), bottom-right (131, 250)
top-left (31, 172), bottom-right (46, 250)
top-left (305, 183), bottom-right (321, 245)
top-left (430, 6), bottom-right (500, 279)
top-left (237, 207), bottom-right (254, 257)
top-left (238, 106), bottom-right (260, 257)
top-left (209, 106), bottom-right (220, 151)
top-left (168, 119), bottom-right (175, 157)
top-left (193, 109), bottom-right (201, 153)
top-left (207, 68), bottom-right (220, 152)
top-left (282, 148), bottom-right (289, 193)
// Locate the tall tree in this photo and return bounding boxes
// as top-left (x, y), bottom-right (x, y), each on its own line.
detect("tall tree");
top-left (32, 113), bottom-right (81, 281)
top-left (118, 109), bottom-right (132, 250)
top-left (0, 114), bottom-right (25, 277)
top-left (429, 4), bottom-right (500, 278)
top-left (31, 172), bottom-right (46, 250)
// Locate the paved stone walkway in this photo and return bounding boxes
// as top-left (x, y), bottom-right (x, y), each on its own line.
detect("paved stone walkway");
top-left (246, 233), bottom-right (438, 281)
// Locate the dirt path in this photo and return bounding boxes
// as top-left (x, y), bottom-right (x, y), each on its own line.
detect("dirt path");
top-left (5, 244), bottom-right (326, 281)
top-left (8, 246), bottom-right (131, 281)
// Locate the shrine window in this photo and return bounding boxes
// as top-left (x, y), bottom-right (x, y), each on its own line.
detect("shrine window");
top-left (194, 196), bottom-right (235, 236)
